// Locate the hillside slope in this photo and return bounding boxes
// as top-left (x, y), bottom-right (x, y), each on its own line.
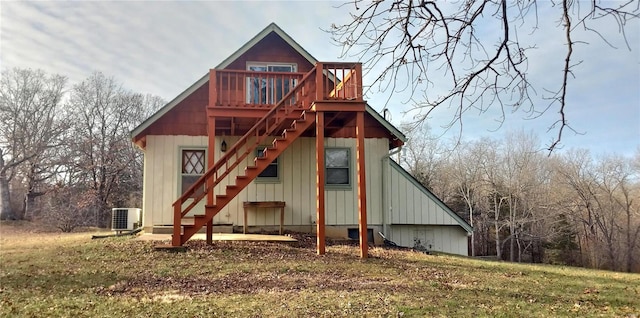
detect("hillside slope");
top-left (1, 221), bottom-right (638, 317)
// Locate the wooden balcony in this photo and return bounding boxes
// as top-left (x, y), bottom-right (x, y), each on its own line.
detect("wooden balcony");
top-left (208, 62), bottom-right (363, 113)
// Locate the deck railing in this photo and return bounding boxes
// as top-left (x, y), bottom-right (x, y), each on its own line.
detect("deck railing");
top-left (212, 70), bottom-right (305, 107)
top-left (320, 62), bottom-right (363, 101)
top-left (210, 62), bottom-right (363, 108)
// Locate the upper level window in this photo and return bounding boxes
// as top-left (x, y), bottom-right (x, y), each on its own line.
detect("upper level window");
top-left (325, 148), bottom-right (350, 187)
top-left (247, 63), bottom-right (296, 104)
top-left (181, 149), bottom-right (205, 197)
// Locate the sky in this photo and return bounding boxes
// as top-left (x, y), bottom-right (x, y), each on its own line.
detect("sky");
top-left (1, 1), bottom-right (639, 157)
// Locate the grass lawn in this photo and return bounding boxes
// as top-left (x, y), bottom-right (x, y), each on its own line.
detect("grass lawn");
top-left (1, 221), bottom-right (638, 317)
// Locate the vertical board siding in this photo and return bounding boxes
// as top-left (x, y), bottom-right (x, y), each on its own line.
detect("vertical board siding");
top-left (143, 136), bottom-right (388, 229)
top-left (388, 160), bottom-right (468, 228)
top-left (388, 225), bottom-right (468, 256)
top-left (323, 138), bottom-right (386, 226)
top-left (144, 135), bottom-right (208, 226)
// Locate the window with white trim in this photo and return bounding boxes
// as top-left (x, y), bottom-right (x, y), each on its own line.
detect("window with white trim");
top-left (181, 149), bottom-right (205, 197)
top-left (325, 148), bottom-right (350, 187)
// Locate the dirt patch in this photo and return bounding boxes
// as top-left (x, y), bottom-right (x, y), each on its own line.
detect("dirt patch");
top-left (96, 235), bottom-right (415, 298)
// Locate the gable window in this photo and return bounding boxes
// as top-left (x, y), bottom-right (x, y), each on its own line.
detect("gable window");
top-left (325, 148), bottom-right (350, 187)
top-left (256, 146), bottom-right (279, 181)
top-left (247, 63), bottom-right (296, 104)
top-left (181, 149), bottom-right (205, 197)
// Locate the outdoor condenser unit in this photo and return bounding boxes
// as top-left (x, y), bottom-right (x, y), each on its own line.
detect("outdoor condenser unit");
top-left (111, 208), bottom-right (142, 231)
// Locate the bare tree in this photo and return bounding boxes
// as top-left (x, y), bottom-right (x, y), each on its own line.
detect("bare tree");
top-left (0, 68), bottom-right (68, 220)
top-left (65, 72), bottom-right (150, 227)
top-left (400, 124), bottom-right (446, 190)
top-left (448, 140), bottom-right (491, 257)
top-left (40, 183), bottom-right (97, 233)
top-left (611, 155), bottom-right (640, 272)
top-left (398, 126), bottom-right (638, 270)
top-left (330, 0), bottom-right (638, 151)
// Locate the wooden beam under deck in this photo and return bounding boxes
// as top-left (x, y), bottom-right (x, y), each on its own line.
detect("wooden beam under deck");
top-left (207, 107), bottom-right (305, 118)
top-left (312, 100), bottom-right (366, 112)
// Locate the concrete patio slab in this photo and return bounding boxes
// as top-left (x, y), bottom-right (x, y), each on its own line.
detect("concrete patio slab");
top-left (136, 233), bottom-right (297, 242)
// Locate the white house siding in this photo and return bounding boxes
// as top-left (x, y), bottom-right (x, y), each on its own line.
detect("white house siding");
top-left (388, 160), bottom-right (469, 227)
top-left (386, 160), bottom-right (471, 256)
top-left (143, 135), bottom-right (208, 227)
top-left (142, 135), bottom-right (389, 230)
top-left (389, 225), bottom-right (469, 256)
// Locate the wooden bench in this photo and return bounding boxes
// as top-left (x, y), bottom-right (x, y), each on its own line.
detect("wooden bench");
top-left (243, 201), bottom-right (286, 235)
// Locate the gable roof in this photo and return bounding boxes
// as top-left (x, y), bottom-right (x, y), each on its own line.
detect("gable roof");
top-left (215, 23), bottom-right (317, 70)
top-left (131, 23), bottom-right (406, 145)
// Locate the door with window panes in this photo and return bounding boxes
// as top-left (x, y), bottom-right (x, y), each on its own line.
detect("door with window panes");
top-left (181, 149), bottom-right (205, 197)
top-left (247, 64), bottom-right (296, 104)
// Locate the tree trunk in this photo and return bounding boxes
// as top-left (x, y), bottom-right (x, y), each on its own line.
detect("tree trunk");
top-left (495, 219), bottom-right (501, 259)
top-left (469, 203), bottom-right (475, 257)
top-left (494, 195), bottom-right (502, 259)
top-left (0, 169), bottom-right (13, 220)
top-left (23, 191), bottom-right (45, 220)
top-left (509, 198), bottom-right (516, 262)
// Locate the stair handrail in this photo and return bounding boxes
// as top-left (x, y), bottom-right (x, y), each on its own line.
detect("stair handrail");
top-left (172, 66), bottom-right (318, 217)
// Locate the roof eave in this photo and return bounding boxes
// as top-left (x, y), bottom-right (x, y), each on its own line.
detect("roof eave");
top-left (130, 73), bottom-right (209, 142)
top-left (365, 104), bottom-right (407, 144)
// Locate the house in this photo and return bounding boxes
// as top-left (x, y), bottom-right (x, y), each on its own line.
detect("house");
top-left (131, 23), bottom-right (472, 257)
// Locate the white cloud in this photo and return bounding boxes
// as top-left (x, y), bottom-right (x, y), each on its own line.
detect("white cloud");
top-left (1, 0), bottom-right (637, 155)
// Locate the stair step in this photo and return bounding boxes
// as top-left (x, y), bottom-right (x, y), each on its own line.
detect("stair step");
top-left (257, 147), bottom-right (277, 158)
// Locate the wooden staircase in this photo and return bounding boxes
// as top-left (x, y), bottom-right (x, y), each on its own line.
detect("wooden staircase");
top-left (171, 62), bottom-right (363, 247)
top-left (179, 111), bottom-right (315, 245)
top-left (171, 67), bottom-right (319, 246)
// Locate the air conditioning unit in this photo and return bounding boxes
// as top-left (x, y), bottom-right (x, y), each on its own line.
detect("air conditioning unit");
top-left (111, 208), bottom-right (142, 231)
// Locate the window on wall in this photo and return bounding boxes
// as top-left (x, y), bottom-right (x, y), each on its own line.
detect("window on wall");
top-left (247, 63), bottom-right (296, 104)
top-left (256, 146), bottom-right (279, 181)
top-left (325, 148), bottom-right (350, 187)
top-left (181, 149), bottom-right (205, 197)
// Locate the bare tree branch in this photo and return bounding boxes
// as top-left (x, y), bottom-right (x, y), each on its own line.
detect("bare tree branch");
top-left (328, 0), bottom-right (639, 151)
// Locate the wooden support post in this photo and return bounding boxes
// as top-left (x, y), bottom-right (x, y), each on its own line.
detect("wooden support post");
top-left (355, 111), bottom-right (368, 258)
top-left (316, 111), bottom-right (326, 255)
top-left (206, 72), bottom-right (217, 246)
top-left (172, 204), bottom-right (181, 246)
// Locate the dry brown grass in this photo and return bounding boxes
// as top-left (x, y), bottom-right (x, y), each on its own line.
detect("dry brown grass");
top-left (1, 221), bottom-right (639, 317)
